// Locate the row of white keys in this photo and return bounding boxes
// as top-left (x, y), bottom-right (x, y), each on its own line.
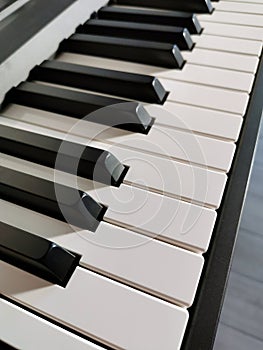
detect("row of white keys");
top-left (0, 199), bottom-right (204, 306)
top-left (0, 261), bottom-right (188, 350)
top-left (0, 299), bottom-right (104, 350)
top-left (0, 116), bottom-right (227, 208)
top-left (0, 153), bottom-right (216, 252)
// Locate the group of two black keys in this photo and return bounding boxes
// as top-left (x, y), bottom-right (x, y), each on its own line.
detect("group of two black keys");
top-left (0, 0), bottom-right (216, 286)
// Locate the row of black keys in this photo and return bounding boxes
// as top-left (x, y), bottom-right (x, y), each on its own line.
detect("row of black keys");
top-left (0, 0), bottom-right (217, 287)
top-left (61, 5), bottom-right (202, 69)
top-left (110, 0), bottom-right (216, 13)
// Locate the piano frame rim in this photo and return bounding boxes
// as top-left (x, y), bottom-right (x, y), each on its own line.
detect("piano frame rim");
top-left (182, 50), bottom-right (263, 350)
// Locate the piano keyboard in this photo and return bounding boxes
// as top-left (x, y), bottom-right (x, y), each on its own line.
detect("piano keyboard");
top-left (0, 0), bottom-right (262, 349)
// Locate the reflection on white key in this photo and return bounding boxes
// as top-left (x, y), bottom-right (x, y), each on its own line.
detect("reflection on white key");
top-left (158, 64), bottom-right (254, 92)
top-left (183, 48), bottom-right (259, 73)
top-left (198, 11), bottom-right (263, 28)
top-left (0, 262), bottom-right (189, 350)
top-left (1, 299), bottom-right (103, 350)
top-left (146, 103), bottom-right (243, 141)
top-left (0, 156), bottom-right (217, 252)
top-left (0, 200), bottom-right (204, 307)
top-left (200, 21), bottom-right (263, 42)
top-left (214, 1), bottom-right (263, 15)
top-left (161, 79), bottom-right (248, 116)
top-left (194, 34), bottom-right (262, 56)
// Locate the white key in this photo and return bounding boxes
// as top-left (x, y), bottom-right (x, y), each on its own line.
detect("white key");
top-left (198, 11), bottom-right (263, 28)
top-left (0, 262), bottom-right (189, 350)
top-left (105, 146), bottom-right (227, 208)
top-left (159, 64), bottom-right (254, 92)
top-left (194, 34), bottom-right (262, 56)
top-left (0, 299), bottom-right (103, 350)
top-left (57, 224), bottom-right (204, 307)
top-left (146, 103), bottom-right (243, 141)
top-left (0, 201), bottom-right (204, 307)
top-left (90, 185), bottom-right (215, 253)
top-left (200, 21), bottom-right (263, 41)
top-left (161, 79), bottom-right (249, 116)
top-left (56, 53), bottom-right (250, 115)
top-left (92, 126), bottom-right (235, 172)
top-left (183, 48), bottom-right (259, 73)
top-left (1, 106), bottom-right (236, 172)
top-left (214, 1), bottom-right (263, 15)
top-left (0, 157), bottom-right (217, 252)
top-left (91, 123), bottom-right (236, 173)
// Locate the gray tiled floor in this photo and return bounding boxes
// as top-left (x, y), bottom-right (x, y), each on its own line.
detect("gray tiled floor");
top-left (214, 122), bottom-right (263, 349)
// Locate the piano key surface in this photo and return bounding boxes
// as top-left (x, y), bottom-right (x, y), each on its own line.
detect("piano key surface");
top-left (0, 116), bottom-right (228, 209)
top-left (0, 261), bottom-right (189, 350)
top-left (0, 199), bottom-right (204, 307)
top-left (1, 298), bottom-right (105, 350)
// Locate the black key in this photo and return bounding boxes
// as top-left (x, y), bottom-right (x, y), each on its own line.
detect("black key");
top-left (60, 33), bottom-right (184, 69)
top-left (0, 166), bottom-right (106, 231)
top-left (78, 19), bottom-right (194, 50)
top-left (0, 124), bottom-right (127, 186)
top-left (97, 6), bottom-right (202, 35)
top-left (110, 0), bottom-right (214, 13)
top-left (0, 340), bottom-right (16, 350)
top-left (5, 82), bottom-right (153, 134)
top-left (0, 222), bottom-right (80, 286)
top-left (30, 60), bottom-right (168, 104)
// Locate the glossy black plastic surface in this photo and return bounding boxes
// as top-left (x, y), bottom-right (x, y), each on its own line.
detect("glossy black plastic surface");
top-left (0, 124), bottom-right (126, 186)
top-left (5, 82), bottom-right (153, 134)
top-left (110, 0), bottom-right (213, 13)
top-left (0, 166), bottom-right (105, 231)
top-left (30, 60), bottom-right (168, 104)
top-left (97, 6), bottom-right (202, 34)
top-left (60, 33), bottom-right (184, 68)
top-left (79, 19), bottom-right (194, 50)
top-left (0, 222), bottom-right (80, 286)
